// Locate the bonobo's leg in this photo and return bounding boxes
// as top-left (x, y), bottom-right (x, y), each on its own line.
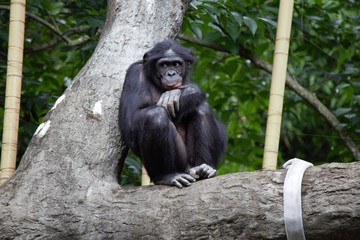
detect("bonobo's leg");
top-left (186, 102), bottom-right (227, 179)
top-left (138, 107), bottom-right (195, 188)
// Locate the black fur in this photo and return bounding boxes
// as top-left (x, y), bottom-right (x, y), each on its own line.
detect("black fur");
top-left (119, 40), bottom-right (227, 187)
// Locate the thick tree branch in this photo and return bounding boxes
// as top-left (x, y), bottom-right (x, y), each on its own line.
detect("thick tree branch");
top-left (178, 34), bottom-right (360, 161)
top-left (1, 162), bottom-right (359, 239)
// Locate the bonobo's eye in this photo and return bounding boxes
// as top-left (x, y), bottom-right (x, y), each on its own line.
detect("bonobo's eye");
top-left (174, 61), bottom-right (182, 67)
top-left (160, 62), bottom-right (168, 68)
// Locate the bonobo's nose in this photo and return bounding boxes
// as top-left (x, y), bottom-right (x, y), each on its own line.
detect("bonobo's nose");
top-left (167, 70), bottom-right (176, 76)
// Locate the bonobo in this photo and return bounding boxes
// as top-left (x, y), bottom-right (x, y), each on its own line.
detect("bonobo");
top-left (119, 40), bottom-right (226, 188)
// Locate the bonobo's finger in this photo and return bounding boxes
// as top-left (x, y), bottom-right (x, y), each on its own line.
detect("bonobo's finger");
top-left (198, 163), bottom-right (208, 170)
top-left (195, 163), bottom-right (207, 173)
top-left (207, 169), bottom-right (217, 178)
top-left (167, 93), bottom-right (176, 118)
top-left (173, 89), bottom-right (181, 112)
top-left (177, 177), bottom-right (191, 187)
top-left (163, 92), bottom-right (171, 107)
top-left (170, 173), bottom-right (196, 188)
top-left (199, 165), bottom-right (211, 178)
top-left (174, 100), bottom-right (180, 113)
top-left (201, 165), bottom-right (216, 178)
top-left (168, 90), bottom-right (181, 118)
top-left (189, 167), bottom-right (200, 179)
top-left (157, 92), bottom-right (176, 117)
top-left (157, 95), bottom-right (163, 106)
top-left (182, 174), bottom-right (196, 182)
top-left (190, 164), bottom-right (217, 179)
top-left (167, 103), bottom-right (175, 118)
top-left (172, 179), bottom-right (183, 188)
top-left (157, 93), bottom-right (166, 107)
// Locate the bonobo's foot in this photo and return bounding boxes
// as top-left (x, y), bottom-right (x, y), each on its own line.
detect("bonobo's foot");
top-left (153, 173), bottom-right (196, 188)
top-left (189, 164), bottom-right (217, 179)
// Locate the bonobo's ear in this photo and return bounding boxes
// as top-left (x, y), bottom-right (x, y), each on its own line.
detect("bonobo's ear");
top-left (143, 52), bottom-right (149, 63)
top-left (187, 50), bottom-right (195, 66)
top-left (186, 49), bottom-right (195, 65)
top-left (188, 49), bottom-right (195, 57)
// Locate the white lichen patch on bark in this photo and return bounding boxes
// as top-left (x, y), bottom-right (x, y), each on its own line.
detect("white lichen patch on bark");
top-left (34, 121), bottom-right (51, 138)
top-left (51, 94), bottom-right (66, 111)
top-left (92, 100), bottom-right (103, 116)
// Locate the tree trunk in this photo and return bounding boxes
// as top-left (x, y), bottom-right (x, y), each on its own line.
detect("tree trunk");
top-left (1, 0), bottom-right (359, 239)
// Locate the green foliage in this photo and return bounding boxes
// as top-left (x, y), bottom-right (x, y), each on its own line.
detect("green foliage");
top-left (120, 155), bottom-right (142, 186)
top-left (0, 0), bottom-right (107, 163)
top-left (183, 0), bottom-right (360, 172)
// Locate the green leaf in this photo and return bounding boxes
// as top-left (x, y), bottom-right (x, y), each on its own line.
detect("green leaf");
top-left (231, 11), bottom-right (243, 26)
top-left (202, 3), bottom-right (221, 16)
top-left (190, 24), bottom-right (202, 39)
top-left (203, 30), bottom-right (222, 42)
top-left (334, 108), bottom-right (352, 117)
top-left (258, 17), bottom-right (277, 28)
top-left (243, 16), bottom-right (257, 35)
top-left (225, 20), bottom-right (241, 42)
top-left (84, 16), bottom-right (104, 28)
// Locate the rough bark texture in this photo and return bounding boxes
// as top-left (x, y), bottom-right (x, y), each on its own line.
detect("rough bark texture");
top-left (1, 0), bottom-right (360, 239)
top-left (1, 161), bottom-right (359, 239)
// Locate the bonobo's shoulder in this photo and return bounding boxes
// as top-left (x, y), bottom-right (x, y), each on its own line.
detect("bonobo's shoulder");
top-left (184, 83), bottom-right (202, 92)
top-left (127, 61), bottom-right (143, 72)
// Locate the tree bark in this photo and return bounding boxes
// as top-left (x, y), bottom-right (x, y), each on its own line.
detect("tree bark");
top-left (1, 0), bottom-right (359, 239)
top-left (1, 161), bottom-right (359, 239)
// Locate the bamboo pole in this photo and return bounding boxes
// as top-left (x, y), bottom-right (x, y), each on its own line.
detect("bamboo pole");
top-left (262, 0), bottom-right (294, 170)
top-left (0, 0), bottom-right (27, 185)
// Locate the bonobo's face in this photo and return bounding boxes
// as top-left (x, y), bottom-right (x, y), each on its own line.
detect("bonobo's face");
top-left (156, 49), bottom-right (186, 90)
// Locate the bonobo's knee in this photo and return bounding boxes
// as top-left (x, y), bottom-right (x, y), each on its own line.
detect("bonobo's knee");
top-left (195, 102), bottom-right (211, 117)
top-left (144, 107), bottom-right (169, 128)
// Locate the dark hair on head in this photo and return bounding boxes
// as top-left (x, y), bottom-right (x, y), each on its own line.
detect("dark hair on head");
top-left (143, 40), bottom-right (195, 64)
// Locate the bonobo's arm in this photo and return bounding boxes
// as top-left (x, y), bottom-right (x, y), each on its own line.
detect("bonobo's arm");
top-left (156, 83), bottom-right (205, 120)
top-left (156, 84), bottom-right (205, 119)
top-left (179, 83), bottom-right (206, 110)
top-left (156, 89), bottom-right (182, 118)
top-left (176, 83), bottom-right (206, 121)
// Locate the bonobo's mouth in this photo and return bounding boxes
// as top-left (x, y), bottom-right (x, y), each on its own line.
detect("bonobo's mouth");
top-left (165, 82), bottom-right (182, 89)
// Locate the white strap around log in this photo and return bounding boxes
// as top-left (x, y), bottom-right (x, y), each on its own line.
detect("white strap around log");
top-left (283, 158), bottom-right (313, 240)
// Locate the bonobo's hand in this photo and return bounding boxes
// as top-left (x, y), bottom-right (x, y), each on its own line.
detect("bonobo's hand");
top-left (154, 173), bottom-right (196, 188)
top-left (189, 164), bottom-right (217, 179)
top-left (157, 89), bottom-right (182, 118)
